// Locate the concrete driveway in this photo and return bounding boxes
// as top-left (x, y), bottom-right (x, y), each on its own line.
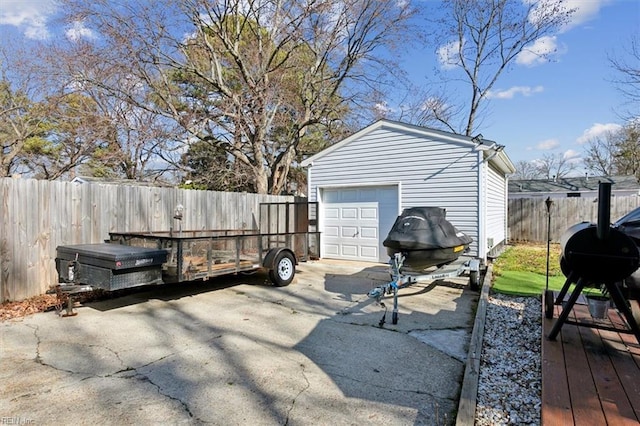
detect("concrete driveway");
top-left (0, 259), bottom-right (478, 425)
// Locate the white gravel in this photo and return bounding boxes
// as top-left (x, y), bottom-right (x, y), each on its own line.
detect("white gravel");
top-left (475, 293), bottom-right (542, 426)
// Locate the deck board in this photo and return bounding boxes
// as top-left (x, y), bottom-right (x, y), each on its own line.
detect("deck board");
top-left (541, 301), bottom-right (574, 425)
top-left (542, 292), bottom-right (640, 426)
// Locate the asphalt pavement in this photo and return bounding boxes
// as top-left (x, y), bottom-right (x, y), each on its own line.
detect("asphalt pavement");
top-left (0, 259), bottom-right (479, 425)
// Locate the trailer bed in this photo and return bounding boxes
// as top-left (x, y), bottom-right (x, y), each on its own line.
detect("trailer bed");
top-left (108, 229), bottom-right (318, 284)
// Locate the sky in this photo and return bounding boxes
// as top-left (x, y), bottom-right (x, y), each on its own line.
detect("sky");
top-left (1, 0), bottom-right (639, 175)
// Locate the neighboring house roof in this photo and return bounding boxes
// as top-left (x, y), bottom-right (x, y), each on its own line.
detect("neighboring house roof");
top-left (300, 118), bottom-right (516, 174)
top-left (71, 176), bottom-right (171, 187)
top-left (509, 175), bottom-right (640, 196)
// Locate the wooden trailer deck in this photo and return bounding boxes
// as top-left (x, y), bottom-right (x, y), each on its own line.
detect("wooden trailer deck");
top-left (542, 292), bottom-right (640, 425)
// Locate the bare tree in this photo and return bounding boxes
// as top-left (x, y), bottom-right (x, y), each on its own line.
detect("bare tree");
top-left (580, 123), bottom-right (640, 180)
top-left (534, 152), bottom-right (577, 180)
top-left (423, 0), bottom-right (574, 136)
top-left (612, 122), bottom-right (640, 181)
top-left (609, 34), bottom-right (640, 120)
top-left (60, 0), bottom-right (416, 194)
top-left (37, 40), bottom-right (181, 182)
top-left (582, 131), bottom-right (619, 177)
top-left (511, 160), bottom-right (544, 179)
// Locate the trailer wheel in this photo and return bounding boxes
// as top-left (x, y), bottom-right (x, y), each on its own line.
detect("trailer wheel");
top-left (269, 251), bottom-right (295, 287)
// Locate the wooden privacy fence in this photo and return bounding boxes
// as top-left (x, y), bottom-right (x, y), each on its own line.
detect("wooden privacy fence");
top-left (508, 195), bottom-right (640, 243)
top-left (0, 178), bottom-right (293, 302)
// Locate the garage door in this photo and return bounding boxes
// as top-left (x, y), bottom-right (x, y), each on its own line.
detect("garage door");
top-left (323, 202), bottom-right (379, 262)
top-left (322, 186), bottom-right (398, 263)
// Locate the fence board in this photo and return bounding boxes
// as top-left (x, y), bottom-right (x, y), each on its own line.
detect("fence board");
top-left (0, 178), bottom-right (293, 302)
top-left (508, 195), bottom-right (640, 243)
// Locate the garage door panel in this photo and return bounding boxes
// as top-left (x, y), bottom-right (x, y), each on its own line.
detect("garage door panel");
top-left (325, 208), bottom-right (339, 219)
top-left (341, 245), bottom-right (358, 257)
top-left (360, 208), bottom-right (377, 219)
top-left (360, 246), bottom-right (378, 258)
top-left (341, 208), bottom-right (358, 219)
top-left (360, 227), bottom-right (377, 239)
top-left (324, 226), bottom-right (339, 237)
top-left (340, 226), bottom-right (358, 238)
top-left (324, 244), bottom-right (339, 256)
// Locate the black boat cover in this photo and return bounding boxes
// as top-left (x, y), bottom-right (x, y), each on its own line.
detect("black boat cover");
top-left (614, 206), bottom-right (640, 288)
top-left (383, 207), bottom-right (472, 251)
top-left (614, 206), bottom-right (640, 242)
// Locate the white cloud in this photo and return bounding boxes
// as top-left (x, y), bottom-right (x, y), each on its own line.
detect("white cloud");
top-left (486, 85), bottom-right (544, 99)
top-left (65, 20), bottom-right (96, 42)
top-left (516, 36), bottom-right (565, 66)
top-left (561, 0), bottom-right (613, 32)
top-left (527, 0), bottom-right (611, 33)
top-left (576, 122), bottom-right (623, 144)
top-left (0, 0), bottom-right (57, 40)
top-left (536, 138), bottom-right (560, 150)
top-left (437, 39), bottom-right (463, 70)
top-left (563, 149), bottom-right (581, 160)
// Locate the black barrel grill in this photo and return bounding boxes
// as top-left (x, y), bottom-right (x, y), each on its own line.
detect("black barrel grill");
top-left (547, 182), bottom-right (640, 343)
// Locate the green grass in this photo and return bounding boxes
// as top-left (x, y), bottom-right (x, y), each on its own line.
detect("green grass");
top-left (491, 270), bottom-right (566, 296)
top-left (491, 243), bottom-right (601, 297)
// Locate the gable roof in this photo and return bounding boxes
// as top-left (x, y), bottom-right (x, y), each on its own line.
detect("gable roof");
top-left (300, 119), bottom-right (515, 174)
top-left (509, 175), bottom-right (640, 194)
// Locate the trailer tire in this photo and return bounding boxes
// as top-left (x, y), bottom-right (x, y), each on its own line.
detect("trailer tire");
top-left (269, 251), bottom-right (296, 287)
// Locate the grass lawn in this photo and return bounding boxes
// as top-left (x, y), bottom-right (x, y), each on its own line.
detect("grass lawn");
top-left (491, 243), bottom-right (601, 297)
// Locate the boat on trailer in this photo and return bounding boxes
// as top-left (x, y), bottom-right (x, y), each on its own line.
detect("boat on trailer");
top-left (383, 207), bottom-right (472, 271)
top-left (369, 207), bottom-right (478, 325)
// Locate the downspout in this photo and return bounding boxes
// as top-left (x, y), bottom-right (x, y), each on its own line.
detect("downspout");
top-left (477, 150), bottom-right (487, 263)
top-left (504, 174), bottom-right (510, 246)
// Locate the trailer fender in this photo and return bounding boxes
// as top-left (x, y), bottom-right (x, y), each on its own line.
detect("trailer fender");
top-left (264, 248), bottom-right (297, 287)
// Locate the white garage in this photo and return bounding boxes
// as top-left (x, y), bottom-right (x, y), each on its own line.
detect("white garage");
top-left (301, 119), bottom-right (516, 264)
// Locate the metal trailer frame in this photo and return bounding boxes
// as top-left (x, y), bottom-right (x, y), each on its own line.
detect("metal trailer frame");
top-left (368, 252), bottom-right (480, 325)
top-left (53, 201), bottom-right (320, 316)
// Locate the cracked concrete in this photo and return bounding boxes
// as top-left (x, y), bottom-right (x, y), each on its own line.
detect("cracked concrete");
top-left (1, 259), bottom-right (478, 425)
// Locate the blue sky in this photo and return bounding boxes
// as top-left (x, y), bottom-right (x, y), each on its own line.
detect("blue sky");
top-left (1, 0), bottom-right (638, 173)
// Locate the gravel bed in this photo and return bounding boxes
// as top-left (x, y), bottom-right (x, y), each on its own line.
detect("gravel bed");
top-left (475, 293), bottom-right (542, 426)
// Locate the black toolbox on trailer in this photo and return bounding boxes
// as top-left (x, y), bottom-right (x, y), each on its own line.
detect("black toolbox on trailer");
top-left (56, 243), bottom-right (168, 291)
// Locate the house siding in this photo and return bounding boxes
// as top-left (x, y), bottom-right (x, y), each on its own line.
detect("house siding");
top-left (307, 125), bottom-right (482, 257)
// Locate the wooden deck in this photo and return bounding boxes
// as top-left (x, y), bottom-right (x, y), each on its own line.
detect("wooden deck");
top-left (542, 292), bottom-right (640, 425)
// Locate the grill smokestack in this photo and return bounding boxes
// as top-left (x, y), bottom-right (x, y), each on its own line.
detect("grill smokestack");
top-left (597, 182), bottom-right (611, 241)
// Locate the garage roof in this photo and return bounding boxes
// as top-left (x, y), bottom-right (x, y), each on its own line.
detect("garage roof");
top-left (301, 119), bottom-right (515, 174)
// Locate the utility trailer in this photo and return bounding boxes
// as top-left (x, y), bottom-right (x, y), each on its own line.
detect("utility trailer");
top-left (54, 202), bottom-right (320, 315)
